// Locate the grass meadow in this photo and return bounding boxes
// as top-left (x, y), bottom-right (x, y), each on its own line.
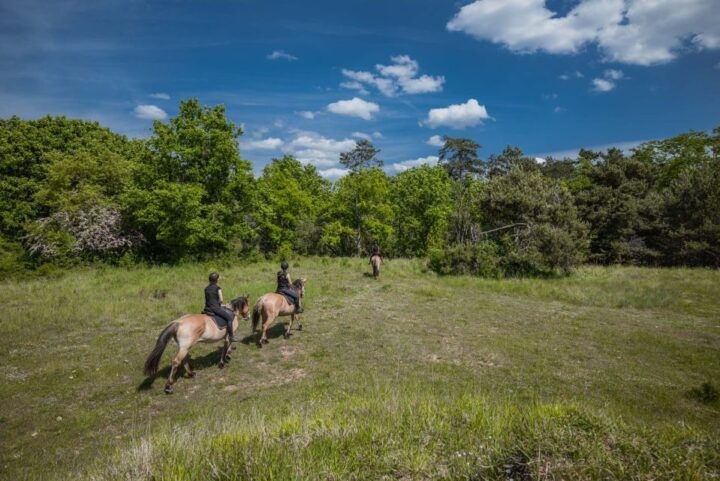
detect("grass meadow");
top-left (1, 257), bottom-right (719, 480)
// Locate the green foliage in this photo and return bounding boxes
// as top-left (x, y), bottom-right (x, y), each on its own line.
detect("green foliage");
top-left (438, 136), bottom-right (483, 180)
top-left (391, 165), bottom-right (453, 256)
top-left (327, 168), bottom-right (395, 256)
top-left (338, 139), bottom-right (382, 171)
top-left (256, 156), bottom-right (331, 253)
top-left (1, 108), bottom-right (717, 272)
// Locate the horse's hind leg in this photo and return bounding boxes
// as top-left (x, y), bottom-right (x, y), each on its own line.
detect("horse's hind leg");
top-left (183, 355), bottom-right (195, 378)
top-left (165, 346), bottom-right (189, 394)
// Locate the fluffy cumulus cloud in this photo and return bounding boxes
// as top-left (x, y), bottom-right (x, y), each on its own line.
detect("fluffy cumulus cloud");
top-left (285, 131), bottom-right (357, 167)
top-left (447, 0), bottom-right (720, 66)
top-left (341, 55), bottom-right (445, 97)
top-left (351, 131), bottom-right (383, 141)
top-left (317, 167), bottom-right (351, 180)
top-left (267, 50), bottom-right (298, 61)
top-left (326, 97), bottom-right (380, 120)
top-left (134, 104), bottom-right (167, 120)
top-left (386, 156), bottom-right (440, 173)
top-left (423, 99), bottom-right (489, 129)
top-left (149, 92), bottom-right (170, 100)
top-left (241, 137), bottom-right (284, 150)
top-left (591, 69), bottom-right (625, 92)
top-left (426, 135), bottom-right (445, 147)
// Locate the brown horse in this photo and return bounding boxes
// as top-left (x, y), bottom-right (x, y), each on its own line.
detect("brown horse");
top-left (251, 278), bottom-right (306, 346)
top-left (370, 254), bottom-right (382, 278)
top-left (143, 296), bottom-right (250, 394)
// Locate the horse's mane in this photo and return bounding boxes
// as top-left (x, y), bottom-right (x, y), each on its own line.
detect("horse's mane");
top-left (230, 296), bottom-right (248, 311)
top-left (292, 278), bottom-right (304, 289)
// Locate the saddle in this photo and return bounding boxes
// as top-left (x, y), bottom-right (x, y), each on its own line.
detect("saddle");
top-left (277, 289), bottom-right (297, 306)
top-left (203, 306), bottom-right (234, 329)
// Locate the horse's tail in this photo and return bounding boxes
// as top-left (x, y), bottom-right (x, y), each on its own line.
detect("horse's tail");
top-left (252, 300), bottom-right (262, 333)
top-left (144, 321), bottom-right (179, 376)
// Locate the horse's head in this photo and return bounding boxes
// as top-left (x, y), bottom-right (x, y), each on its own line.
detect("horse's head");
top-left (293, 278), bottom-right (307, 298)
top-left (230, 295), bottom-right (251, 319)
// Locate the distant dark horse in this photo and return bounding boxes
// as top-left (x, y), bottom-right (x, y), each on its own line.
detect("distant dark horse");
top-left (143, 297), bottom-right (250, 393)
top-left (251, 278), bottom-right (307, 345)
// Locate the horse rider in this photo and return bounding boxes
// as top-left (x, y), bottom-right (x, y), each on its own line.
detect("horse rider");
top-left (203, 272), bottom-right (239, 342)
top-left (276, 261), bottom-right (303, 313)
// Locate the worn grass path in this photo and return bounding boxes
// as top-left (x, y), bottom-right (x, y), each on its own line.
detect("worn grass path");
top-left (1, 258), bottom-right (719, 479)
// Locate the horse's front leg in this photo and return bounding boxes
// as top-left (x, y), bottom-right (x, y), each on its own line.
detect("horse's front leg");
top-left (219, 338), bottom-right (230, 369)
top-left (285, 314), bottom-right (295, 339)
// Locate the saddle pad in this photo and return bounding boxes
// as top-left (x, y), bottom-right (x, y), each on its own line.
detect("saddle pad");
top-left (204, 313), bottom-right (228, 329)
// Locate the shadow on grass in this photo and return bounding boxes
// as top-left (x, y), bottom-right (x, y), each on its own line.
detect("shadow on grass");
top-left (137, 348), bottom-right (224, 391)
top-left (240, 323), bottom-right (289, 345)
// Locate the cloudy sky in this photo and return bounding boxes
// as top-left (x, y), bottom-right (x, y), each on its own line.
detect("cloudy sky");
top-left (1, 0), bottom-right (719, 178)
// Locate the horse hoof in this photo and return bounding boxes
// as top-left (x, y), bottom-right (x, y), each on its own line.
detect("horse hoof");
top-left (187, 372), bottom-right (196, 378)
top-left (219, 363), bottom-right (225, 369)
top-left (284, 333), bottom-right (290, 339)
top-left (164, 385), bottom-right (173, 394)
top-left (261, 339), bottom-right (269, 344)
top-left (298, 325), bottom-right (303, 331)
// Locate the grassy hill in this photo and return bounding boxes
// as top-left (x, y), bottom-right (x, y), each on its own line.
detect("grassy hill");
top-left (1, 258), bottom-right (719, 480)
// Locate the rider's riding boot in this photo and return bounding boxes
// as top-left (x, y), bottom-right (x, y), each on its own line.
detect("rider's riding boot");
top-left (294, 299), bottom-right (304, 314)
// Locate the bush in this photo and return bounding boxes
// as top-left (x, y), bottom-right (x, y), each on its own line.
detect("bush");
top-left (428, 241), bottom-right (501, 278)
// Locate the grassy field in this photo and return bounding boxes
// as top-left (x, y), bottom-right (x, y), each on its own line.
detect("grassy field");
top-left (1, 257), bottom-right (719, 480)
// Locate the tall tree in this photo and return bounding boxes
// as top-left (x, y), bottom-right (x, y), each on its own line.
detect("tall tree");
top-left (438, 136), bottom-right (482, 180)
top-left (485, 146), bottom-right (539, 177)
top-left (339, 139), bottom-right (383, 172)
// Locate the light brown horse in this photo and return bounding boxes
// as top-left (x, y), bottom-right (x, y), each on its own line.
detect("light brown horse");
top-left (370, 254), bottom-right (382, 278)
top-left (251, 278), bottom-right (306, 346)
top-left (143, 296), bottom-right (250, 394)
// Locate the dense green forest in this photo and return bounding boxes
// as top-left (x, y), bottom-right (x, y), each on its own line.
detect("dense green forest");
top-left (1, 99), bottom-right (718, 276)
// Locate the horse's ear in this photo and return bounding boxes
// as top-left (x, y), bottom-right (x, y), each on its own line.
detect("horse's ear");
top-left (301, 277), bottom-right (307, 284)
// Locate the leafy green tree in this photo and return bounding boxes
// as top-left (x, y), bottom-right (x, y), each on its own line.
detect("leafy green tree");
top-left (256, 155), bottom-right (331, 254)
top-left (485, 146), bottom-right (539, 178)
top-left (324, 168), bottom-right (394, 256)
top-left (124, 99), bottom-right (254, 260)
top-left (339, 139), bottom-right (383, 172)
top-left (480, 169), bottom-right (588, 275)
top-left (573, 148), bottom-right (661, 264)
top-left (438, 136), bottom-right (482, 181)
top-left (0, 116), bottom-right (135, 238)
top-left (391, 165), bottom-right (453, 256)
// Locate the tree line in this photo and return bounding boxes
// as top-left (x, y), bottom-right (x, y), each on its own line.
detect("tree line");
top-left (1, 99), bottom-right (718, 276)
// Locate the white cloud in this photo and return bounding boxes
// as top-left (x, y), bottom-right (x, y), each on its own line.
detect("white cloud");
top-left (340, 81), bottom-right (370, 95)
top-left (286, 131), bottom-right (357, 167)
top-left (318, 167), bottom-right (351, 180)
top-left (591, 69), bottom-right (625, 92)
top-left (352, 131), bottom-right (372, 140)
top-left (274, 119), bottom-right (285, 128)
top-left (149, 92), bottom-right (170, 100)
top-left (447, 0), bottom-right (720, 66)
top-left (134, 104), bottom-right (167, 120)
top-left (242, 137), bottom-right (284, 150)
top-left (341, 55), bottom-right (445, 97)
top-left (296, 110), bottom-right (316, 120)
top-left (387, 156), bottom-right (440, 173)
top-left (560, 71), bottom-right (584, 80)
top-left (592, 78), bottom-right (615, 92)
top-left (423, 98), bottom-right (489, 129)
top-left (553, 106), bottom-right (566, 113)
top-left (327, 97), bottom-right (380, 120)
top-left (267, 50), bottom-right (298, 61)
top-left (604, 69), bottom-right (624, 80)
top-left (426, 135), bottom-right (445, 147)
top-left (372, 131), bottom-right (383, 139)
top-left (534, 157), bottom-right (547, 164)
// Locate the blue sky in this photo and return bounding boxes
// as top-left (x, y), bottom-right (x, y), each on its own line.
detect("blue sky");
top-left (1, 0), bottom-right (719, 178)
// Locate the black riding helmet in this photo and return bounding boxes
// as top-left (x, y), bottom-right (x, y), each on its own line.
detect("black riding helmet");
top-left (209, 272), bottom-right (220, 283)
top-left (280, 261), bottom-right (289, 270)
